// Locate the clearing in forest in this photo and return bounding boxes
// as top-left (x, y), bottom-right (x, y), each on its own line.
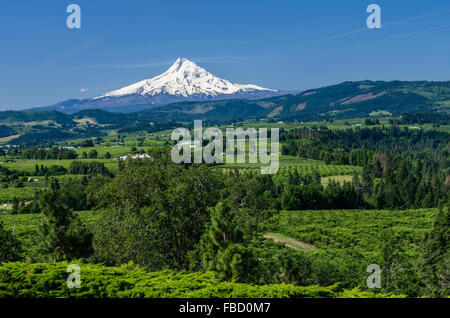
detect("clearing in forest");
top-left (264, 233), bottom-right (317, 251)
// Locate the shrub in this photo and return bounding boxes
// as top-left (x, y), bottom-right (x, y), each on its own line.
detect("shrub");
top-left (0, 262), bottom-right (404, 298)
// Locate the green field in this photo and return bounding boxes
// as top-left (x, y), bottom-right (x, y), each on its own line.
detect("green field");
top-left (263, 208), bottom-right (438, 259)
top-left (0, 158), bottom-right (119, 174)
top-left (0, 174), bottom-right (87, 203)
top-left (218, 154), bottom-right (362, 176)
top-left (74, 146), bottom-right (133, 158)
top-left (0, 211), bottom-right (98, 253)
top-left (0, 187), bottom-right (37, 203)
top-left (2, 208), bottom-right (438, 263)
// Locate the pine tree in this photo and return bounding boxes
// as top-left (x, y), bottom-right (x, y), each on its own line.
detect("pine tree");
top-left (312, 169), bottom-right (321, 185)
top-left (0, 220), bottom-right (22, 262)
top-left (200, 202), bottom-right (256, 282)
top-left (118, 159), bottom-right (124, 173)
top-left (31, 191), bottom-right (40, 214)
top-left (12, 197), bottom-right (19, 215)
top-left (381, 230), bottom-right (422, 296)
top-left (420, 205), bottom-right (449, 297)
top-left (35, 179), bottom-right (93, 262)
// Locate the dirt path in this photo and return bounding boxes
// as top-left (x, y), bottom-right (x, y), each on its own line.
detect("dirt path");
top-left (264, 233), bottom-right (317, 251)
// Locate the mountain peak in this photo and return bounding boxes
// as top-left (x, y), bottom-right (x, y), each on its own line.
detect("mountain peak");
top-left (169, 57), bottom-right (196, 71)
top-left (97, 58), bottom-right (276, 99)
top-left (165, 57), bottom-right (208, 79)
top-left (174, 57), bottom-right (193, 65)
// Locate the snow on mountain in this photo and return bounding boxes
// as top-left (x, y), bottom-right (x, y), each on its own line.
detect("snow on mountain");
top-left (96, 58), bottom-right (276, 99)
top-left (36, 58), bottom-right (284, 113)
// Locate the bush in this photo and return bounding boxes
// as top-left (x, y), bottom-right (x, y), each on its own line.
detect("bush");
top-left (0, 262), bottom-right (404, 298)
top-left (88, 149), bottom-right (98, 159)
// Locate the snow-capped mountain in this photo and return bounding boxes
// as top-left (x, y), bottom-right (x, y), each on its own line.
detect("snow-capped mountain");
top-left (97, 57), bottom-right (276, 99)
top-left (40, 58), bottom-right (285, 113)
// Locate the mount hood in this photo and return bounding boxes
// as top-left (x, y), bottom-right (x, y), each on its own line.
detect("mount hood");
top-left (39, 58), bottom-right (284, 113)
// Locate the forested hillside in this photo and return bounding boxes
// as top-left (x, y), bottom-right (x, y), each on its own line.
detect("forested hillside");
top-left (0, 106), bottom-right (448, 298)
top-left (1, 80), bottom-right (450, 146)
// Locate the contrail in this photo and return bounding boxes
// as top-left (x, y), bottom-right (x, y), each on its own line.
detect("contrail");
top-left (383, 8), bottom-right (450, 27)
top-left (318, 7), bottom-right (450, 41)
top-left (389, 23), bottom-right (450, 39)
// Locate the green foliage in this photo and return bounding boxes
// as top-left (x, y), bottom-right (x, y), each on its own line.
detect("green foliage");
top-left (0, 221), bottom-right (22, 263)
top-left (1, 159), bottom-right (118, 175)
top-left (0, 262), bottom-right (404, 298)
top-left (280, 181), bottom-right (366, 210)
top-left (0, 211), bottom-right (98, 255)
top-left (262, 208), bottom-right (441, 296)
top-left (280, 126), bottom-right (449, 210)
top-left (88, 149), bottom-right (98, 159)
top-left (21, 147), bottom-right (78, 160)
top-left (381, 231), bottom-right (423, 297)
top-left (79, 139), bottom-right (94, 148)
top-left (0, 187), bottom-right (36, 203)
top-left (0, 125), bottom-right (17, 138)
top-left (265, 209), bottom-right (437, 255)
top-left (68, 160), bottom-right (112, 176)
top-left (420, 205), bottom-right (450, 297)
top-left (89, 152), bottom-right (221, 270)
top-left (200, 203), bottom-right (257, 282)
top-left (0, 115), bottom-right (447, 299)
top-left (34, 180), bottom-right (93, 262)
top-left (59, 178), bottom-right (89, 211)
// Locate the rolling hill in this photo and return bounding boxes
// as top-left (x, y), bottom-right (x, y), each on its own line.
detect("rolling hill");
top-left (1, 80), bottom-right (449, 145)
top-left (133, 80), bottom-right (450, 122)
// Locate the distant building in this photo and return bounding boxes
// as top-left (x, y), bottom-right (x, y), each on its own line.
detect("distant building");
top-left (119, 151), bottom-right (151, 160)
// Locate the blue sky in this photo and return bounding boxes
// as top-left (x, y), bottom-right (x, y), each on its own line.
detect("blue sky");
top-left (1, 0), bottom-right (450, 110)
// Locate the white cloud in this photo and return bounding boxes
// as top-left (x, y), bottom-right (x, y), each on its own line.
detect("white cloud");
top-left (80, 88), bottom-right (89, 93)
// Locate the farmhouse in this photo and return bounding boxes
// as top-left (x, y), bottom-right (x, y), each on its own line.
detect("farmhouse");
top-left (119, 151), bottom-right (151, 160)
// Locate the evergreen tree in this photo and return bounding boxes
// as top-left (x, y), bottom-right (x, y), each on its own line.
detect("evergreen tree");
top-left (381, 231), bottom-right (422, 296)
top-left (312, 169), bottom-right (321, 184)
top-left (35, 179), bottom-right (93, 261)
top-left (0, 220), bottom-right (22, 262)
top-left (31, 191), bottom-right (40, 214)
top-left (81, 175), bottom-right (89, 186)
top-left (12, 197), bottom-right (19, 215)
top-left (420, 205), bottom-right (449, 297)
top-left (200, 202), bottom-right (257, 282)
top-left (118, 159), bottom-right (124, 172)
